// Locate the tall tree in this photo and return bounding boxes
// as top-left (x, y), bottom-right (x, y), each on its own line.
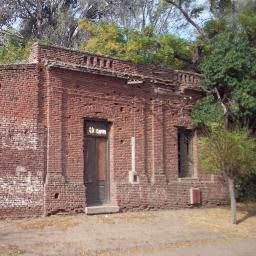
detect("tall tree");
top-left (164, 0), bottom-right (256, 38)
top-left (0, 0), bottom-right (189, 47)
top-left (0, 0), bottom-right (111, 47)
top-left (199, 126), bottom-right (256, 224)
top-left (101, 0), bottom-right (175, 34)
top-left (164, 0), bottom-right (207, 38)
top-left (197, 29), bottom-right (256, 131)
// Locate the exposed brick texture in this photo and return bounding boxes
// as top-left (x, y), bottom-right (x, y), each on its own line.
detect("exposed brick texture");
top-left (0, 43), bottom-right (228, 218)
top-left (0, 64), bottom-right (44, 218)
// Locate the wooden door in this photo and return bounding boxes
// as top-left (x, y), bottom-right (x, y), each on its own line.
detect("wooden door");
top-left (85, 135), bottom-right (109, 206)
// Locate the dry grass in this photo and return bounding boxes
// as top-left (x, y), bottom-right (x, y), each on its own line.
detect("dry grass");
top-left (15, 215), bottom-right (79, 231)
top-left (0, 246), bottom-right (24, 256)
top-left (181, 203), bottom-right (256, 238)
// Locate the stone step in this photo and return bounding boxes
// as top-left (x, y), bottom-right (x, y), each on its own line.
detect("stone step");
top-left (85, 205), bottom-right (120, 215)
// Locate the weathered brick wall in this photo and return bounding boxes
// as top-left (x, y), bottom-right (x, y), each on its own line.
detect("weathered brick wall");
top-left (0, 45), bottom-right (228, 218)
top-left (28, 43), bottom-right (203, 88)
top-left (43, 67), bottom-right (228, 214)
top-left (0, 64), bottom-right (44, 218)
top-left (42, 67), bottom-right (86, 215)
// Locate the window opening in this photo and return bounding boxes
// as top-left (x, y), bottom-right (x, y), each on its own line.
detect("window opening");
top-left (178, 128), bottom-right (194, 178)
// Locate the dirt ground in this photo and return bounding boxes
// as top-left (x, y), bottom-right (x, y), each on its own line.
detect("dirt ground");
top-left (0, 204), bottom-right (256, 256)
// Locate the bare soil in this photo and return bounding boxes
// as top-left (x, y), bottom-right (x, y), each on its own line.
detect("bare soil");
top-left (0, 204), bottom-right (256, 256)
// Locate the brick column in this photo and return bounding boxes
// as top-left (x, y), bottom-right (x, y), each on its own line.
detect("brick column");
top-left (46, 87), bottom-right (64, 177)
top-left (43, 70), bottom-right (85, 215)
top-left (151, 100), bottom-right (167, 184)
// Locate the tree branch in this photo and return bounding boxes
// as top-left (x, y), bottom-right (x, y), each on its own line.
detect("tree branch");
top-left (0, 30), bottom-right (24, 39)
top-left (214, 87), bottom-right (229, 127)
top-left (165, 0), bottom-right (206, 38)
top-left (17, 0), bottom-right (35, 19)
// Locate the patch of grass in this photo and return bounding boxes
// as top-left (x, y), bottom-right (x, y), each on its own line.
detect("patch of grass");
top-left (15, 215), bottom-right (79, 231)
top-left (181, 203), bottom-right (256, 238)
top-left (0, 246), bottom-right (24, 256)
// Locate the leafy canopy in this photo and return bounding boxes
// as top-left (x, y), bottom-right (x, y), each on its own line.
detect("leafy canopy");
top-left (199, 126), bottom-right (256, 178)
top-left (200, 30), bottom-right (256, 127)
top-left (192, 8), bottom-right (256, 130)
top-left (192, 95), bottom-right (224, 127)
top-left (79, 20), bottom-right (192, 69)
top-left (0, 36), bottom-right (32, 64)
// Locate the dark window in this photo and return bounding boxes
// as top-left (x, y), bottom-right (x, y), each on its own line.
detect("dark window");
top-left (178, 128), bottom-right (194, 178)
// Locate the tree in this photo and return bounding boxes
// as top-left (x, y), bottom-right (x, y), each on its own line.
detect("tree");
top-left (102, 0), bottom-right (176, 34)
top-left (199, 126), bottom-right (256, 224)
top-left (0, 0), bottom-right (112, 47)
top-left (0, 35), bottom-right (32, 64)
top-left (199, 30), bottom-right (256, 131)
top-left (79, 20), bottom-right (193, 69)
top-left (0, 0), bottom-right (193, 47)
top-left (164, 0), bottom-right (256, 37)
top-left (190, 0), bottom-right (256, 133)
top-left (189, 2), bottom-right (256, 214)
top-left (164, 0), bottom-right (256, 61)
top-left (192, 95), bottom-right (224, 127)
top-left (164, 0), bottom-right (207, 38)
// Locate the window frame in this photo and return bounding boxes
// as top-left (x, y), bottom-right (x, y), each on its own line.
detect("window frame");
top-left (177, 127), bottom-right (198, 179)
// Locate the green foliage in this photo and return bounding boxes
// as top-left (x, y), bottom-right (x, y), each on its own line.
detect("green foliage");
top-left (236, 173), bottom-right (256, 202)
top-left (199, 30), bottom-right (256, 128)
top-left (0, 36), bottom-right (32, 64)
top-left (239, 11), bottom-right (256, 44)
top-left (203, 19), bottom-right (228, 39)
top-left (209, 0), bottom-right (233, 17)
top-left (79, 20), bottom-right (126, 57)
top-left (192, 5), bottom-right (256, 131)
top-left (79, 20), bottom-right (192, 69)
top-left (192, 96), bottom-right (224, 127)
top-left (199, 126), bottom-right (256, 178)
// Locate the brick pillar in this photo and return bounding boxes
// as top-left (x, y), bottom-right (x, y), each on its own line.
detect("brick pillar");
top-left (46, 87), bottom-right (64, 176)
top-left (43, 71), bottom-right (85, 215)
top-left (44, 84), bottom-right (66, 214)
top-left (151, 100), bottom-right (167, 184)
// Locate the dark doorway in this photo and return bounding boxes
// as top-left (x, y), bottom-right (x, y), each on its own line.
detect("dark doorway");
top-left (84, 120), bottom-right (110, 206)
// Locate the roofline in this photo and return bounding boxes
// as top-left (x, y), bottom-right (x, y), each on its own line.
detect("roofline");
top-left (0, 63), bottom-right (37, 70)
top-left (33, 42), bottom-right (135, 64)
top-left (33, 42), bottom-right (203, 78)
top-left (47, 61), bottom-right (132, 80)
top-left (46, 60), bottom-right (182, 89)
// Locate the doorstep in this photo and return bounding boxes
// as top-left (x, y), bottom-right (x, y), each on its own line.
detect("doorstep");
top-left (85, 204), bottom-right (120, 215)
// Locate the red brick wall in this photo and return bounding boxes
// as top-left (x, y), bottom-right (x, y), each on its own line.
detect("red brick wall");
top-left (28, 43), bottom-right (203, 88)
top-left (0, 64), bottom-right (44, 218)
top-left (42, 67), bottom-right (228, 215)
top-left (0, 45), bottom-right (228, 218)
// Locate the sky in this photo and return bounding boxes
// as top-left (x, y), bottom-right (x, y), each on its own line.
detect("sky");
top-left (172, 0), bottom-right (212, 40)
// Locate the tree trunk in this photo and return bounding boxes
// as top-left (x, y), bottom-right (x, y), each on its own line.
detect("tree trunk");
top-left (228, 177), bottom-right (237, 224)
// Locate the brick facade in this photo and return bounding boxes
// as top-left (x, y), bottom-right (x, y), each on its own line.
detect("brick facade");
top-left (0, 43), bottom-right (228, 218)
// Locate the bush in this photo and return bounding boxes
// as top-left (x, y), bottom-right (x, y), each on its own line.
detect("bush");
top-left (236, 172), bottom-right (256, 202)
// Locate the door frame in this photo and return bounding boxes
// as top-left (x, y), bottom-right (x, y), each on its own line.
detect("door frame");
top-left (84, 118), bottom-right (111, 205)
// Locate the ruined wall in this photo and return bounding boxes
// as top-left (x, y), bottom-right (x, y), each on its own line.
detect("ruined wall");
top-left (0, 64), bottom-right (44, 218)
top-left (28, 43), bottom-right (203, 89)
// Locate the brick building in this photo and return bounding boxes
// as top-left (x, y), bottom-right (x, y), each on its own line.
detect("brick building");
top-left (0, 43), bottom-right (228, 218)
